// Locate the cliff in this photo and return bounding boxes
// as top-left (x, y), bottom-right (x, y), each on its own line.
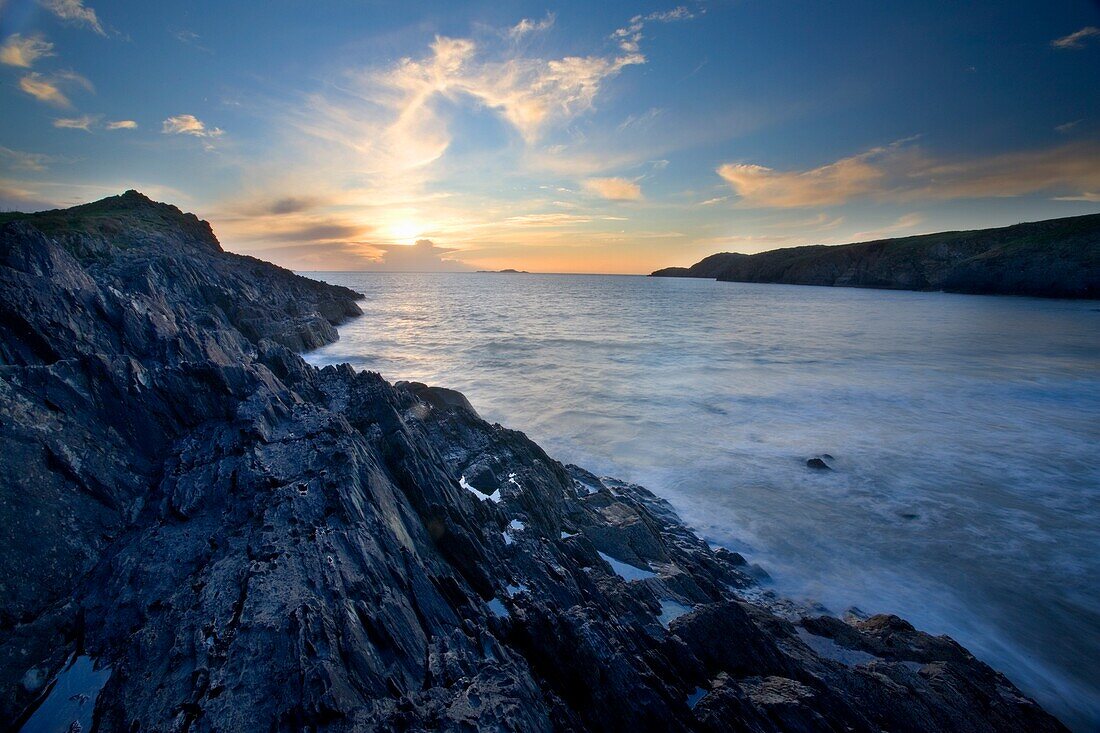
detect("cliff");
top-left (650, 214), bottom-right (1100, 298)
top-left (0, 192), bottom-right (1068, 731)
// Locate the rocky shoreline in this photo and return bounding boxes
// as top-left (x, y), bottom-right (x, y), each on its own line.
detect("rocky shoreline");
top-left (0, 192), bottom-right (1068, 731)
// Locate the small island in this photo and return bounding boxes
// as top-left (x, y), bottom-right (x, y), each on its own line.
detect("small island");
top-left (477, 268), bottom-right (531, 273)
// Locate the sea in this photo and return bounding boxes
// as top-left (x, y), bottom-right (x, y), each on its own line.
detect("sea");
top-left (303, 272), bottom-right (1100, 731)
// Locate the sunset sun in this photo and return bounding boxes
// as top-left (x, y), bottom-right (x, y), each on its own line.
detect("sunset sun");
top-left (386, 219), bottom-right (421, 245)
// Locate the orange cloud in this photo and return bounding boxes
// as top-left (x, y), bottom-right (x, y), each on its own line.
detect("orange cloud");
top-left (718, 141), bottom-right (1100, 207)
top-left (18, 70), bottom-right (92, 107)
top-left (583, 177), bottom-right (642, 200)
top-left (0, 34), bottom-right (55, 68)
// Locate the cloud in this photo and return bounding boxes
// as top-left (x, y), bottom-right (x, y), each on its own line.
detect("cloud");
top-left (643, 7), bottom-right (694, 22)
top-left (698, 196), bottom-right (728, 206)
top-left (847, 213), bottom-right (924, 241)
top-left (506, 213), bottom-right (595, 226)
top-left (53, 114), bottom-right (99, 131)
top-left (105, 119), bottom-right (137, 130)
top-left (617, 106), bottom-right (663, 132)
top-left (367, 239), bottom-right (472, 271)
top-left (613, 6), bottom-right (693, 55)
top-left (1055, 119), bottom-right (1081, 134)
top-left (162, 114), bottom-right (222, 137)
top-left (717, 140), bottom-right (1100, 207)
top-left (1051, 26), bottom-right (1100, 50)
top-left (372, 34), bottom-right (644, 147)
top-left (38, 0), bottom-right (105, 36)
top-left (267, 222), bottom-right (362, 242)
top-left (508, 13), bottom-right (555, 39)
top-left (1052, 192), bottom-right (1100, 202)
top-left (18, 70), bottom-right (93, 107)
top-left (265, 196), bottom-right (319, 215)
top-left (162, 114), bottom-right (224, 148)
top-left (0, 33), bottom-right (55, 68)
top-left (510, 213), bottom-right (589, 225)
top-left (583, 177), bottom-right (642, 200)
top-left (718, 155), bottom-right (882, 208)
top-left (289, 14), bottom-right (653, 190)
top-left (172, 29), bottom-right (212, 53)
top-left (0, 146), bottom-right (56, 171)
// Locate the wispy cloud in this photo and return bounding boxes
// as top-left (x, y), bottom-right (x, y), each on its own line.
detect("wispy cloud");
top-left (1052, 192), bottom-right (1100, 202)
top-left (53, 114), bottom-right (99, 131)
top-left (38, 0), bottom-right (105, 36)
top-left (848, 213), bottom-right (924, 241)
top-left (172, 29), bottom-right (212, 53)
top-left (18, 70), bottom-right (93, 107)
top-left (698, 195), bottom-right (728, 206)
top-left (612, 6), bottom-right (694, 55)
top-left (508, 13), bottom-right (555, 40)
top-left (643, 7), bottom-right (694, 23)
top-left (718, 150), bottom-right (885, 207)
top-left (105, 119), bottom-right (137, 130)
top-left (261, 196), bottom-right (320, 215)
top-left (617, 106), bottom-right (663, 132)
top-left (0, 146), bottom-right (58, 171)
top-left (584, 177), bottom-right (642, 200)
top-left (717, 140), bottom-right (1100, 207)
top-left (1055, 119), bottom-right (1082, 134)
top-left (0, 33), bottom-right (55, 68)
top-left (1051, 26), bottom-right (1100, 50)
top-left (162, 114), bottom-right (224, 147)
top-left (371, 33), bottom-right (643, 147)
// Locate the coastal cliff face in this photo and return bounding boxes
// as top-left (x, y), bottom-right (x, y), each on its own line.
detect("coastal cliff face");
top-left (0, 193), bottom-right (1068, 731)
top-left (651, 213), bottom-right (1100, 298)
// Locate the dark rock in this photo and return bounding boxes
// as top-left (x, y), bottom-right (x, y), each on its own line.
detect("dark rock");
top-left (806, 458), bottom-right (832, 470)
top-left (650, 213), bottom-right (1100, 299)
top-left (0, 193), bottom-right (1069, 732)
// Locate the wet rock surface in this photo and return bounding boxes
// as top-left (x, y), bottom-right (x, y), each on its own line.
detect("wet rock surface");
top-left (0, 193), bottom-right (1068, 731)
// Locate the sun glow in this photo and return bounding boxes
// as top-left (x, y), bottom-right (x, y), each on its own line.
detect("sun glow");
top-left (387, 220), bottom-right (421, 244)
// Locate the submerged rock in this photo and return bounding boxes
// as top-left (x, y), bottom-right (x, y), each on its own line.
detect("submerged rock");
top-left (0, 193), bottom-right (1069, 731)
top-left (806, 457), bottom-right (832, 470)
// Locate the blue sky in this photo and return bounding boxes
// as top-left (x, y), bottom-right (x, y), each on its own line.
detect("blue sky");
top-left (1, 0), bottom-right (1098, 272)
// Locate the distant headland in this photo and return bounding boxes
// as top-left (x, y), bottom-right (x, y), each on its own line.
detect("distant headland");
top-left (651, 213), bottom-right (1100, 298)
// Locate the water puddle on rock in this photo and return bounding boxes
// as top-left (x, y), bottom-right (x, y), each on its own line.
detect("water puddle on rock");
top-left (19, 655), bottom-right (111, 733)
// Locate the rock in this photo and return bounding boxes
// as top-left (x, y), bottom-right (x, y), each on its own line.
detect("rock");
top-left (0, 193), bottom-right (1069, 732)
top-left (649, 213), bottom-right (1100, 299)
top-left (806, 458), bottom-right (832, 470)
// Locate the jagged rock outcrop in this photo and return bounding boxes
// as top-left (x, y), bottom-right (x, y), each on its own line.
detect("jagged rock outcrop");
top-left (650, 213), bottom-right (1100, 298)
top-left (0, 193), bottom-right (1069, 731)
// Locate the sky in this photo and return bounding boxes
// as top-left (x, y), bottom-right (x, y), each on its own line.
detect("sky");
top-left (1, 0), bottom-right (1099, 273)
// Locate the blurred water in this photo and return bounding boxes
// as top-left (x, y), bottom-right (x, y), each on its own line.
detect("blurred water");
top-left (304, 272), bottom-right (1100, 730)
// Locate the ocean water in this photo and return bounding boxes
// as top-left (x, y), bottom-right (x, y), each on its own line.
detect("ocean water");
top-left (304, 272), bottom-right (1100, 730)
